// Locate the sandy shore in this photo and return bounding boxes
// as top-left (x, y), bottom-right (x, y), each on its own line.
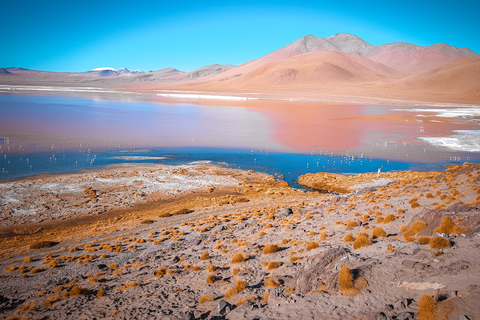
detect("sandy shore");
top-left (1, 162), bottom-right (479, 319)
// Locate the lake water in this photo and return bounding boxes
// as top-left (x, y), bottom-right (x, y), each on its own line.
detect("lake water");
top-left (1, 93), bottom-right (479, 185)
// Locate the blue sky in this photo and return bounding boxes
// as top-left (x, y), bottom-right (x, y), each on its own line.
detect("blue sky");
top-left (1, 0), bottom-right (479, 72)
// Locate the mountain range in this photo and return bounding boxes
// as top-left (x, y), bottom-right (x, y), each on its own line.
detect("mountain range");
top-left (1, 33), bottom-right (479, 104)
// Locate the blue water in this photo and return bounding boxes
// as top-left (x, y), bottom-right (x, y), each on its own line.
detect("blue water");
top-left (0, 147), bottom-right (465, 188)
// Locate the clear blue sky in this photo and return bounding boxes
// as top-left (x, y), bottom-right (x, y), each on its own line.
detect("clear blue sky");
top-left (1, 0), bottom-right (479, 72)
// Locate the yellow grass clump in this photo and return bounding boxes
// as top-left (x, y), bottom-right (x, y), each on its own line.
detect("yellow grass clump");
top-left (397, 208), bottom-right (404, 214)
top-left (97, 288), bottom-right (105, 298)
top-left (264, 278), bottom-right (281, 288)
top-left (207, 264), bottom-right (216, 272)
top-left (338, 265), bottom-right (360, 296)
top-left (429, 237), bottom-right (451, 250)
top-left (155, 266), bottom-right (167, 278)
top-left (44, 295), bottom-right (61, 308)
top-left (387, 244), bottom-right (394, 252)
top-left (306, 241), bottom-right (319, 251)
top-left (199, 294), bottom-right (214, 305)
top-left (263, 244), bottom-right (279, 255)
top-left (371, 227), bottom-right (387, 239)
top-left (376, 217), bottom-right (384, 223)
top-left (69, 286), bottom-right (89, 296)
top-left (346, 220), bottom-right (357, 229)
top-left (320, 231), bottom-right (328, 241)
top-left (353, 233), bottom-right (372, 250)
top-left (225, 280), bottom-right (247, 300)
top-left (433, 216), bottom-right (464, 235)
top-left (290, 256), bottom-right (301, 262)
top-left (108, 263), bottom-right (118, 270)
top-left (122, 282), bottom-right (139, 291)
top-left (201, 252), bottom-right (210, 261)
top-left (267, 261), bottom-right (281, 270)
top-left (23, 257), bottom-right (33, 263)
top-left (344, 234), bottom-right (354, 243)
top-left (402, 221), bottom-right (427, 242)
top-left (237, 296), bottom-right (255, 306)
top-left (262, 292), bottom-right (270, 301)
top-left (417, 237), bottom-right (431, 245)
top-left (207, 274), bottom-right (220, 284)
top-left (232, 253), bottom-right (245, 264)
top-left (383, 214), bottom-right (396, 223)
top-left (418, 294), bottom-right (436, 320)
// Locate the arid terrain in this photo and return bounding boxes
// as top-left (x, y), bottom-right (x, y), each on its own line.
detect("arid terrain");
top-left (1, 162), bottom-right (479, 320)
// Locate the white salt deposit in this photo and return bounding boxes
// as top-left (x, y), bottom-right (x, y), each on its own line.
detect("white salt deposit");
top-left (419, 130), bottom-right (480, 152)
top-left (156, 93), bottom-right (257, 101)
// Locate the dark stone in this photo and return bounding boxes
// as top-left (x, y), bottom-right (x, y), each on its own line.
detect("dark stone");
top-left (183, 310), bottom-right (195, 320)
top-left (216, 300), bottom-right (232, 316)
top-left (396, 312), bottom-right (414, 320)
top-left (277, 207), bottom-right (293, 218)
top-left (97, 264), bottom-right (108, 270)
top-left (459, 316), bottom-right (471, 320)
top-left (172, 256), bottom-right (180, 263)
top-left (374, 312), bottom-right (387, 320)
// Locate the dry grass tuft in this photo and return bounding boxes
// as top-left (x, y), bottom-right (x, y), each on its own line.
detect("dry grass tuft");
top-left (433, 216), bottom-right (464, 235)
top-left (418, 294), bottom-right (436, 320)
top-left (429, 237), bottom-right (451, 250)
top-left (232, 253), bottom-right (245, 264)
top-left (263, 244), bottom-right (279, 255)
top-left (403, 221), bottom-right (427, 242)
top-left (264, 278), bottom-right (281, 288)
top-left (383, 214), bottom-right (396, 223)
top-left (320, 231), bottom-right (328, 241)
top-left (23, 257), bottom-right (33, 263)
top-left (267, 261), bottom-right (281, 271)
top-left (344, 234), bottom-right (354, 243)
top-left (108, 263), bottom-right (118, 270)
top-left (69, 286), bottom-right (89, 296)
top-left (262, 292), bottom-right (270, 301)
top-left (371, 227), bottom-right (387, 239)
top-left (387, 244), bottom-right (394, 252)
top-left (122, 282), bottom-right (140, 291)
top-left (417, 237), bottom-right (431, 245)
top-left (306, 241), bottom-right (319, 251)
top-left (207, 274), bottom-right (221, 284)
top-left (97, 288), bottom-right (105, 298)
top-left (237, 296), bottom-right (255, 306)
top-left (155, 266), bottom-right (167, 278)
top-left (199, 294), bottom-right (214, 305)
top-left (397, 208), bottom-right (405, 214)
top-left (290, 256), bottom-right (301, 262)
top-left (207, 263), bottom-right (216, 273)
top-left (346, 220), bottom-right (357, 229)
top-left (30, 241), bottom-right (57, 250)
top-left (225, 280), bottom-right (247, 300)
top-left (353, 233), bottom-right (372, 250)
top-left (338, 265), bottom-right (360, 296)
top-left (201, 252), bottom-right (210, 261)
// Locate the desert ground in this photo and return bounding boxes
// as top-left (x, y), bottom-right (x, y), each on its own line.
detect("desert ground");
top-left (1, 161), bottom-right (479, 320)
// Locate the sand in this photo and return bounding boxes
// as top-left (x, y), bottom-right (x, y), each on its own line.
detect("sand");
top-left (1, 162), bottom-right (479, 319)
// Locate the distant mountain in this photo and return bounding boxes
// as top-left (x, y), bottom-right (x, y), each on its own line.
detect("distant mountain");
top-left (89, 67), bottom-right (144, 75)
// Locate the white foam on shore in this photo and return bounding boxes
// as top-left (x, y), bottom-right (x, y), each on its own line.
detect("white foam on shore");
top-left (419, 130), bottom-right (480, 152)
top-left (397, 107), bottom-right (480, 120)
top-left (156, 93), bottom-right (257, 101)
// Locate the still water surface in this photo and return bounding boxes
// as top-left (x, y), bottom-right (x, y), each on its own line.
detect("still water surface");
top-left (1, 94), bottom-right (478, 184)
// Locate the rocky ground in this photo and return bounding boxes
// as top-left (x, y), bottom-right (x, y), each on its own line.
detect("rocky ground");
top-left (0, 162), bottom-right (479, 320)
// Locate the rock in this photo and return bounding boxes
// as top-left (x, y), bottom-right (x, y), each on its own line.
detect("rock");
top-left (294, 246), bottom-right (351, 293)
top-left (374, 312), bottom-right (387, 320)
top-left (172, 256), bottom-right (180, 263)
top-left (97, 263), bottom-right (108, 270)
top-left (215, 300), bottom-right (232, 316)
top-left (278, 207), bottom-right (293, 218)
top-left (268, 288), bottom-right (287, 304)
top-left (183, 310), bottom-right (195, 320)
top-left (459, 316), bottom-right (471, 320)
top-left (396, 312), bottom-right (414, 320)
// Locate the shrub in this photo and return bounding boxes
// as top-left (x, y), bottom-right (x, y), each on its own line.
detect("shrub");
top-left (320, 231), bottom-right (327, 241)
top-left (371, 227), bottom-right (387, 239)
top-left (306, 241), bottom-right (319, 251)
top-left (201, 252), bottom-right (210, 261)
top-left (429, 237), bottom-right (451, 250)
top-left (155, 267), bottom-right (167, 278)
top-left (263, 244), bottom-right (279, 255)
top-left (290, 256), bottom-right (301, 262)
top-left (418, 294), bottom-right (436, 320)
top-left (411, 202), bottom-right (420, 209)
top-left (383, 214), bottom-right (396, 223)
top-left (232, 253), bottom-right (245, 264)
top-left (23, 257), bottom-right (33, 263)
top-left (346, 220), bottom-right (357, 229)
top-left (309, 231), bottom-right (317, 236)
top-left (97, 288), bottom-right (105, 298)
top-left (338, 265), bottom-right (359, 296)
top-left (344, 234), bottom-right (354, 243)
top-left (264, 278), bottom-right (281, 288)
top-left (433, 216), bottom-right (464, 235)
top-left (122, 282), bottom-right (139, 291)
top-left (207, 274), bottom-right (220, 284)
top-left (44, 295), bottom-right (61, 308)
top-left (399, 225), bottom-right (407, 232)
top-left (397, 208), bottom-right (404, 214)
top-left (376, 217), bottom-right (384, 223)
top-left (353, 233), bottom-right (372, 250)
top-left (108, 263), bottom-right (118, 270)
top-left (232, 268), bottom-right (240, 276)
top-left (237, 296), bottom-right (255, 306)
top-left (267, 261), bottom-right (281, 271)
top-left (30, 241), bottom-right (57, 250)
top-left (225, 280), bottom-right (247, 300)
top-left (387, 244), bottom-right (394, 252)
top-left (207, 264), bottom-right (216, 272)
top-left (417, 237), bottom-right (431, 245)
top-left (69, 286), bottom-right (89, 296)
top-left (199, 294), bottom-right (213, 305)
top-left (403, 221), bottom-right (428, 242)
